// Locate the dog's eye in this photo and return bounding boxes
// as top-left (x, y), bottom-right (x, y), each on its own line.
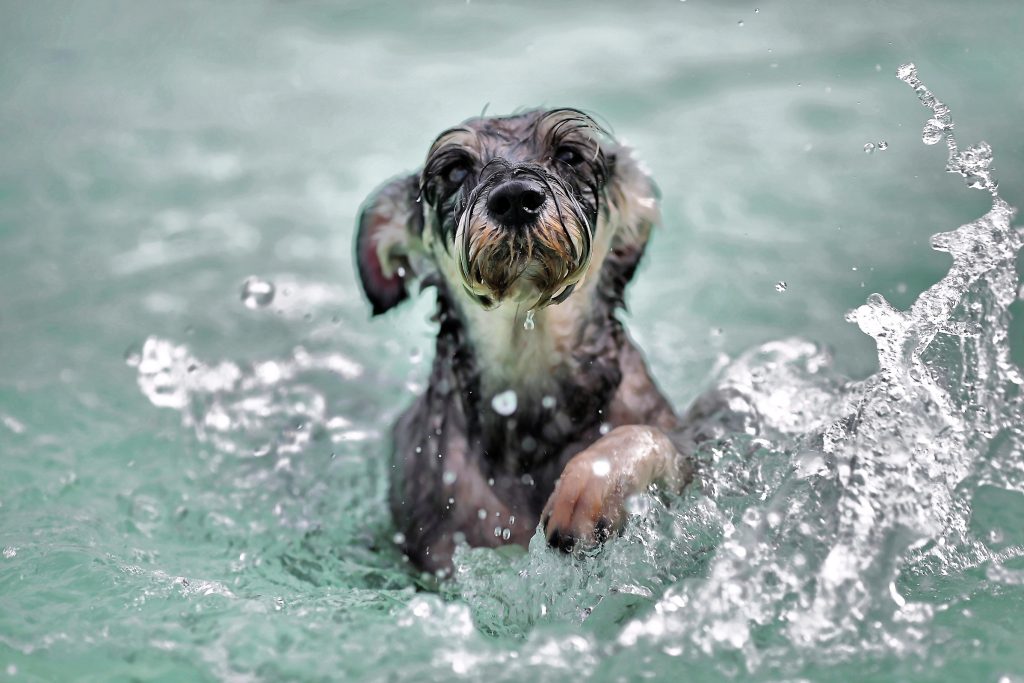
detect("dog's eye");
top-left (445, 164), bottom-right (469, 185)
top-left (554, 146), bottom-right (584, 166)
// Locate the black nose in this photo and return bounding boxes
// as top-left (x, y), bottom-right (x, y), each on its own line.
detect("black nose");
top-left (486, 180), bottom-right (546, 227)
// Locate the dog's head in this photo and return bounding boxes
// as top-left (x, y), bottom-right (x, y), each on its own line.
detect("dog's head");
top-left (355, 108), bottom-right (659, 315)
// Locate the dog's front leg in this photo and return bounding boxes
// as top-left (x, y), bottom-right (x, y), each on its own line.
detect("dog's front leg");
top-left (541, 425), bottom-right (689, 551)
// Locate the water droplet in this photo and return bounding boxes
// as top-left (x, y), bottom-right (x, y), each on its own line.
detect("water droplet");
top-left (863, 143), bottom-right (876, 154)
top-left (409, 348), bottom-right (423, 363)
top-left (123, 345), bottom-right (142, 367)
top-left (877, 141), bottom-right (889, 150)
top-left (591, 459), bottom-right (611, 477)
top-left (241, 277), bottom-right (275, 309)
top-left (896, 62), bottom-right (917, 82)
top-left (491, 389), bottom-right (518, 416)
top-left (989, 528), bottom-right (1005, 544)
top-left (737, 20), bottom-right (744, 26)
top-left (508, 515), bottom-right (516, 526)
top-left (2, 546), bottom-right (16, 559)
top-left (775, 281), bottom-right (788, 293)
top-left (874, 63), bottom-right (882, 72)
top-left (493, 526), bottom-right (502, 538)
top-left (922, 120), bottom-right (944, 145)
top-left (599, 422), bottom-right (611, 435)
top-left (442, 471), bottom-right (457, 485)
top-left (477, 508), bottom-right (488, 520)
top-left (392, 532), bottom-right (406, 545)
top-left (753, 7), bottom-right (759, 13)
top-left (501, 528), bottom-right (511, 540)
top-left (523, 309), bottom-right (535, 331)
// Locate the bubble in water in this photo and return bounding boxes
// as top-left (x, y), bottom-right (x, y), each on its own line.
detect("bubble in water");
top-left (524, 309), bottom-right (536, 331)
top-left (491, 389), bottom-right (518, 416)
top-left (241, 277), bottom-right (275, 309)
top-left (775, 281), bottom-right (788, 293)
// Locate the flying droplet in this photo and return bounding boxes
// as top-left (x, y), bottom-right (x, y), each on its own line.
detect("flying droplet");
top-left (442, 471), bottom-right (457, 485)
top-left (877, 141), bottom-right (889, 150)
top-left (491, 389), bottom-right (518, 416)
top-left (241, 277), bottom-right (275, 309)
top-left (737, 20), bottom-right (744, 26)
top-left (524, 309), bottom-right (536, 331)
top-left (477, 508), bottom-right (488, 520)
top-left (775, 281), bottom-right (788, 293)
top-left (864, 143), bottom-right (876, 154)
top-left (922, 120), bottom-right (944, 145)
top-left (541, 395), bottom-right (556, 409)
top-left (501, 528), bottom-right (511, 540)
top-left (896, 63), bottom-right (917, 83)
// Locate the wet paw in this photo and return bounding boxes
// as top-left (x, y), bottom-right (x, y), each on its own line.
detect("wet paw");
top-left (541, 456), bottom-right (624, 553)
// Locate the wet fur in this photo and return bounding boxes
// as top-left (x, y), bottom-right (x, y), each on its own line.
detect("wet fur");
top-left (356, 109), bottom-right (719, 573)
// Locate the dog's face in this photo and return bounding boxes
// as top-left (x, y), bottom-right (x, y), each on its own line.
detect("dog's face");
top-left (356, 108), bottom-right (659, 317)
top-left (420, 109), bottom-right (606, 309)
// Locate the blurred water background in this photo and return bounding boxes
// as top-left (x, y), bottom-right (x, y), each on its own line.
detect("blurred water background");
top-left (2, 1), bottom-right (1024, 681)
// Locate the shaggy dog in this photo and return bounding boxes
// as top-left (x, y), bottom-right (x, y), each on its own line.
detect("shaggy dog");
top-left (356, 109), bottom-right (722, 574)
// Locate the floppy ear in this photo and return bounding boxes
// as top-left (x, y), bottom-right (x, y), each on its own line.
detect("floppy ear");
top-left (598, 144), bottom-right (662, 304)
top-left (355, 173), bottom-right (424, 316)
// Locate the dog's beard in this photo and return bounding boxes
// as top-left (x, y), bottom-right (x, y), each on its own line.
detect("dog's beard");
top-left (455, 200), bottom-right (592, 308)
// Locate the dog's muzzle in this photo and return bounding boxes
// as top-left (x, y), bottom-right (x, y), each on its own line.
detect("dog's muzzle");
top-left (455, 168), bottom-right (593, 309)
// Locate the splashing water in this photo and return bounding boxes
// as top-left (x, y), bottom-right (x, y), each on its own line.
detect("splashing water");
top-left (125, 66), bottom-right (1024, 680)
top-left (440, 66), bottom-right (1024, 676)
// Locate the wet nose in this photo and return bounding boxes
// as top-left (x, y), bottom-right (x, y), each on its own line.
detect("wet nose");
top-left (486, 180), bottom-right (546, 227)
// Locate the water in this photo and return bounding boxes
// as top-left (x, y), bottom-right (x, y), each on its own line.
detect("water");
top-left (3, 2), bottom-right (1024, 681)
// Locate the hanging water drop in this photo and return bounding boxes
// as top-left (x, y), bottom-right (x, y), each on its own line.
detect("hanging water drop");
top-left (241, 277), bottom-right (275, 309)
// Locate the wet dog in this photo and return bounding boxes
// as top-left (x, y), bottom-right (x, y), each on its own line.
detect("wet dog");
top-left (356, 109), bottom-right (711, 575)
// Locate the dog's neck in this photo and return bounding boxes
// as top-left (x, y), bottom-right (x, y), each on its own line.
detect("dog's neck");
top-left (427, 277), bottom-right (624, 455)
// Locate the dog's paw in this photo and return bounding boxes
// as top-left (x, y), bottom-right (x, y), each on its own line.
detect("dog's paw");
top-left (541, 451), bottom-right (626, 553)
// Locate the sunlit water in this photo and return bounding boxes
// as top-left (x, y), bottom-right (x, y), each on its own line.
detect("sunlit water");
top-left (3, 3), bottom-right (1024, 682)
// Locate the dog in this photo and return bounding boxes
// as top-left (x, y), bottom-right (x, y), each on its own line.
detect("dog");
top-left (355, 108), bottom-right (721, 575)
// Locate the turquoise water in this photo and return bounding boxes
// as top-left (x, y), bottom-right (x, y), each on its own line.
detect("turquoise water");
top-left (3, 2), bottom-right (1024, 681)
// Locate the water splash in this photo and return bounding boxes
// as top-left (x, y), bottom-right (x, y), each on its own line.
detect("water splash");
top-left (446, 65), bottom-right (1024, 675)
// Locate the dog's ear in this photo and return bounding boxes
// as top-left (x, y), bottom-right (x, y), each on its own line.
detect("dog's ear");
top-left (355, 173), bottom-right (424, 316)
top-left (598, 144), bottom-right (661, 304)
